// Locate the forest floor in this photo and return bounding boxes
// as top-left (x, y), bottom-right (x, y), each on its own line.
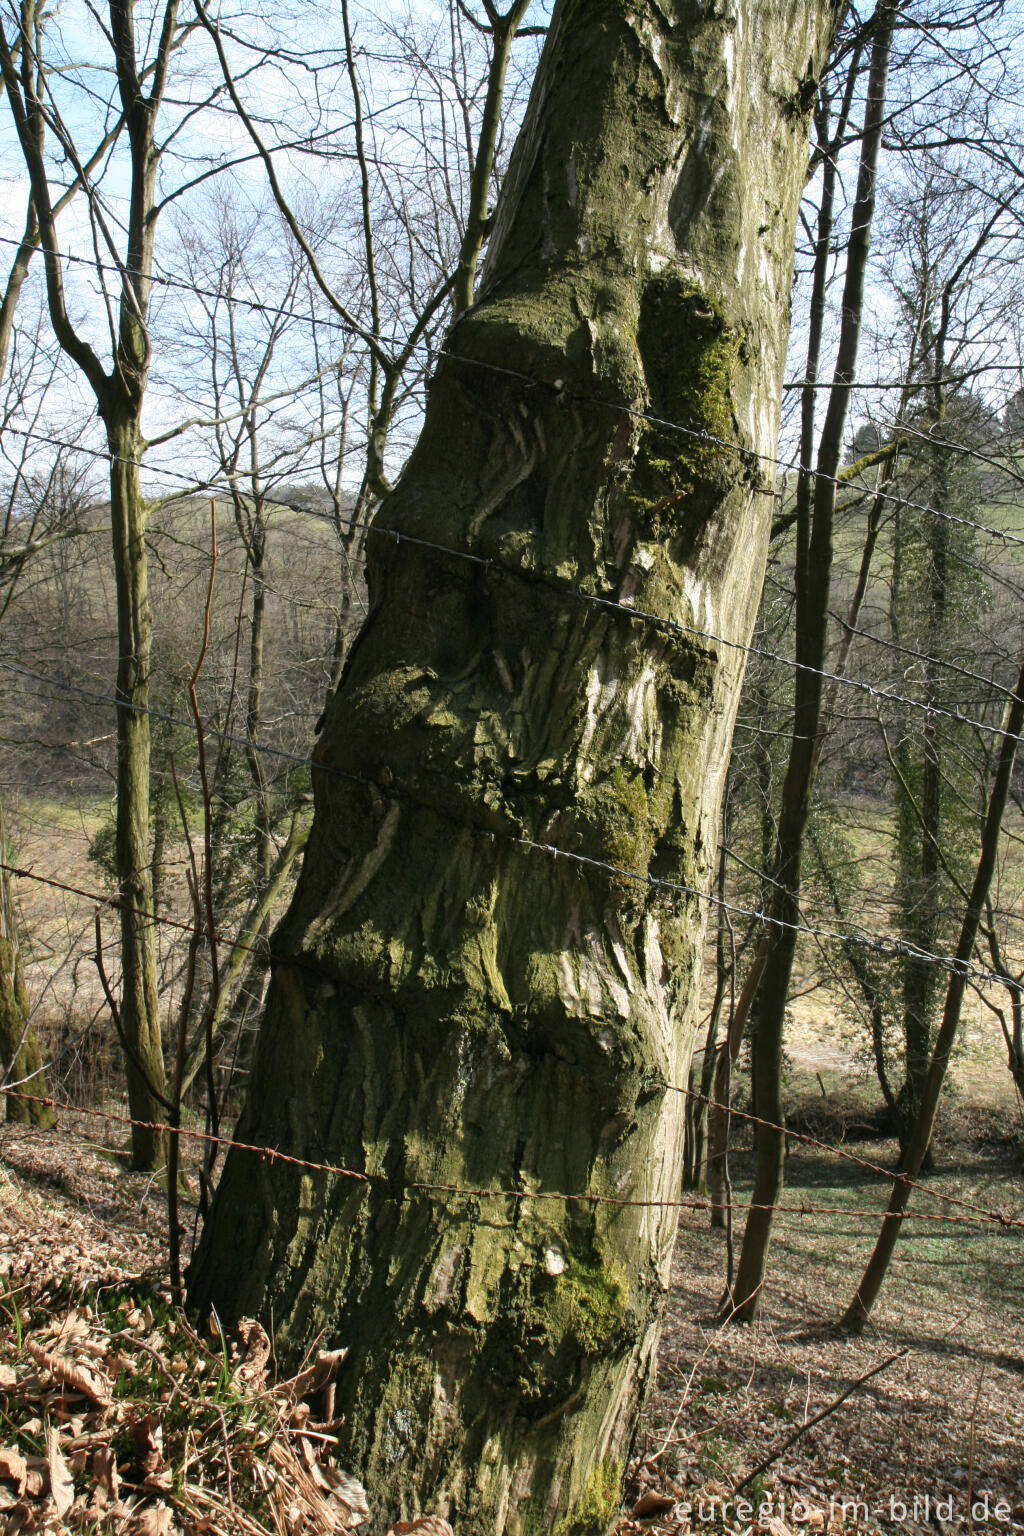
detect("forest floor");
top-left (0, 1093), bottom-right (1021, 1536)
top-left (629, 1102), bottom-right (1024, 1536)
top-left (3, 793), bottom-right (1023, 1532)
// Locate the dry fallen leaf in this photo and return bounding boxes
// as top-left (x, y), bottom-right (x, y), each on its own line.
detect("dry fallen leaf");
top-left (131, 1412), bottom-right (166, 1476)
top-left (629, 1489), bottom-right (677, 1521)
top-left (279, 1348), bottom-right (348, 1405)
top-left (0, 1445), bottom-right (28, 1495)
top-left (45, 1427), bottom-right (74, 1518)
top-left (766, 1519), bottom-right (795, 1536)
top-left (25, 1338), bottom-right (112, 1408)
top-left (4, 1498), bottom-right (36, 1533)
top-left (91, 1445), bottom-right (120, 1509)
top-left (232, 1317), bottom-right (271, 1388)
top-left (325, 1467), bottom-right (370, 1524)
top-left (129, 1500), bottom-right (176, 1535)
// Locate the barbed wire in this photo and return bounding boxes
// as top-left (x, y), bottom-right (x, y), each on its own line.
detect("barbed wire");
top-left (10, 730), bottom-right (1024, 947)
top-left (4, 856), bottom-right (1024, 1235)
top-left (671, 1084), bottom-right (1020, 1229)
top-left (4, 420), bottom-right (1024, 745)
top-left (4, 229), bottom-right (1024, 449)
top-left (2, 1090), bottom-right (1021, 1233)
top-left (0, 233), bottom-right (426, 362)
top-left (5, 296), bottom-right (1024, 561)
top-left (2, 652), bottom-right (1023, 991)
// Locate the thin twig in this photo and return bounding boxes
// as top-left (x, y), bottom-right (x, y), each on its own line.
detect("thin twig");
top-left (732, 1347), bottom-right (909, 1495)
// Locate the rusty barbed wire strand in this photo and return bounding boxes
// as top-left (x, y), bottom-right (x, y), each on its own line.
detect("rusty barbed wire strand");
top-left (2, 1091), bottom-right (1021, 1233)
top-left (670, 1084), bottom-right (1023, 1229)
top-left (1, 868), bottom-right (1022, 1236)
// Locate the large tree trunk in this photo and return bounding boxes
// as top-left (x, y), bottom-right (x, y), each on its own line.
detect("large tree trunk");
top-left (190, 0), bottom-right (838, 1529)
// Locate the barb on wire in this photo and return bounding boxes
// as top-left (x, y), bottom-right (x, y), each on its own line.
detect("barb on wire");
top-left (3, 229), bottom-right (1023, 551)
top-left (4, 418), bottom-right (1023, 746)
top-left (3, 888), bottom-right (1024, 1234)
top-left (3, 1091), bottom-right (1022, 1232)
top-left (2, 685), bottom-right (1023, 994)
top-left (675, 1083), bottom-right (1020, 1229)
top-left (2, 624), bottom-right (1023, 989)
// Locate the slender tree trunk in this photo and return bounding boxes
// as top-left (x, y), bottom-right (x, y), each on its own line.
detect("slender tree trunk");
top-left (810, 825), bottom-right (897, 1116)
top-left (0, 802), bottom-right (56, 1128)
top-left (896, 445), bottom-right (949, 1158)
top-left (245, 552), bottom-right (272, 892)
top-left (843, 652), bottom-right (1024, 1331)
top-left (106, 414), bottom-right (167, 1169)
top-left (1, 0), bottom-right (182, 1171)
top-left (684, 832), bottom-right (730, 1191)
top-left (985, 916), bottom-right (1024, 1101)
top-left (451, 0), bottom-right (531, 317)
top-left (190, 0), bottom-right (839, 1528)
top-left (709, 939), bottom-right (767, 1228)
top-left (0, 203), bottom-right (39, 381)
top-left (180, 811), bottom-right (307, 1099)
top-left (731, 2), bottom-right (894, 1322)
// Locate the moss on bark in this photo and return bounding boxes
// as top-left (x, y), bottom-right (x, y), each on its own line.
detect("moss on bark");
top-left (190, 0), bottom-right (841, 1529)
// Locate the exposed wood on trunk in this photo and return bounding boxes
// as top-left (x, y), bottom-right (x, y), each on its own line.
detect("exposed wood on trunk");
top-left (190, 0), bottom-right (840, 1527)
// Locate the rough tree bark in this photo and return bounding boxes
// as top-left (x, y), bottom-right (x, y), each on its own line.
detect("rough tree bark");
top-left (190, 0), bottom-right (839, 1530)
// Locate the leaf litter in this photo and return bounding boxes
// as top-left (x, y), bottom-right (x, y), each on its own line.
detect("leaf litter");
top-left (3, 1113), bottom-right (1021, 1535)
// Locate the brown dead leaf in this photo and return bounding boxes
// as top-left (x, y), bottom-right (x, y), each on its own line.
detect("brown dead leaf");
top-left (386, 1520), bottom-right (455, 1536)
top-left (49, 1312), bottom-right (89, 1350)
top-left (4, 1499), bottom-right (36, 1533)
top-left (91, 1446), bottom-right (120, 1509)
top-left (25, 1339), bottom-right (112, 1408)
top-left (143, 1466), bottom-right (174, 1492)
top-left (0, 1365), bottom-right (17, 1391)
top-left (324, 1468), bottom-right (369, 1526)
top-left (22, 1468), bottom-right (44, 1499)
top-left (0, 1446), bottom-right (28, 1496)
top-left (232, 1317), bottom-right (271, 1389)
top-left (279, 1348), bottom-right (348, 1405)
top-left (629, 1490), bottom-right (677, 1521)
top-left (131, 1412), bottom-right (165, 1476)
top-left (45, 1428), bottom-right (74, 1518)
top-left (129, 1500), bottom-right (176, 1536)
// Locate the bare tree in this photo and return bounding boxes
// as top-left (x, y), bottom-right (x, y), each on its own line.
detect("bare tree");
top-left (0, 0), bottom-right (233, 1166)
top-left (731, 0), bottom-right (896, 1322)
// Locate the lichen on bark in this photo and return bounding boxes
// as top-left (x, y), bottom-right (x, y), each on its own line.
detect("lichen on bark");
top-left (189, 0), bottom-right (841, 1530)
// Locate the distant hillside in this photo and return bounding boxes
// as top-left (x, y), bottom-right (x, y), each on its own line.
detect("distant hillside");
top-left (1, 486), bottom-right (362, 800)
